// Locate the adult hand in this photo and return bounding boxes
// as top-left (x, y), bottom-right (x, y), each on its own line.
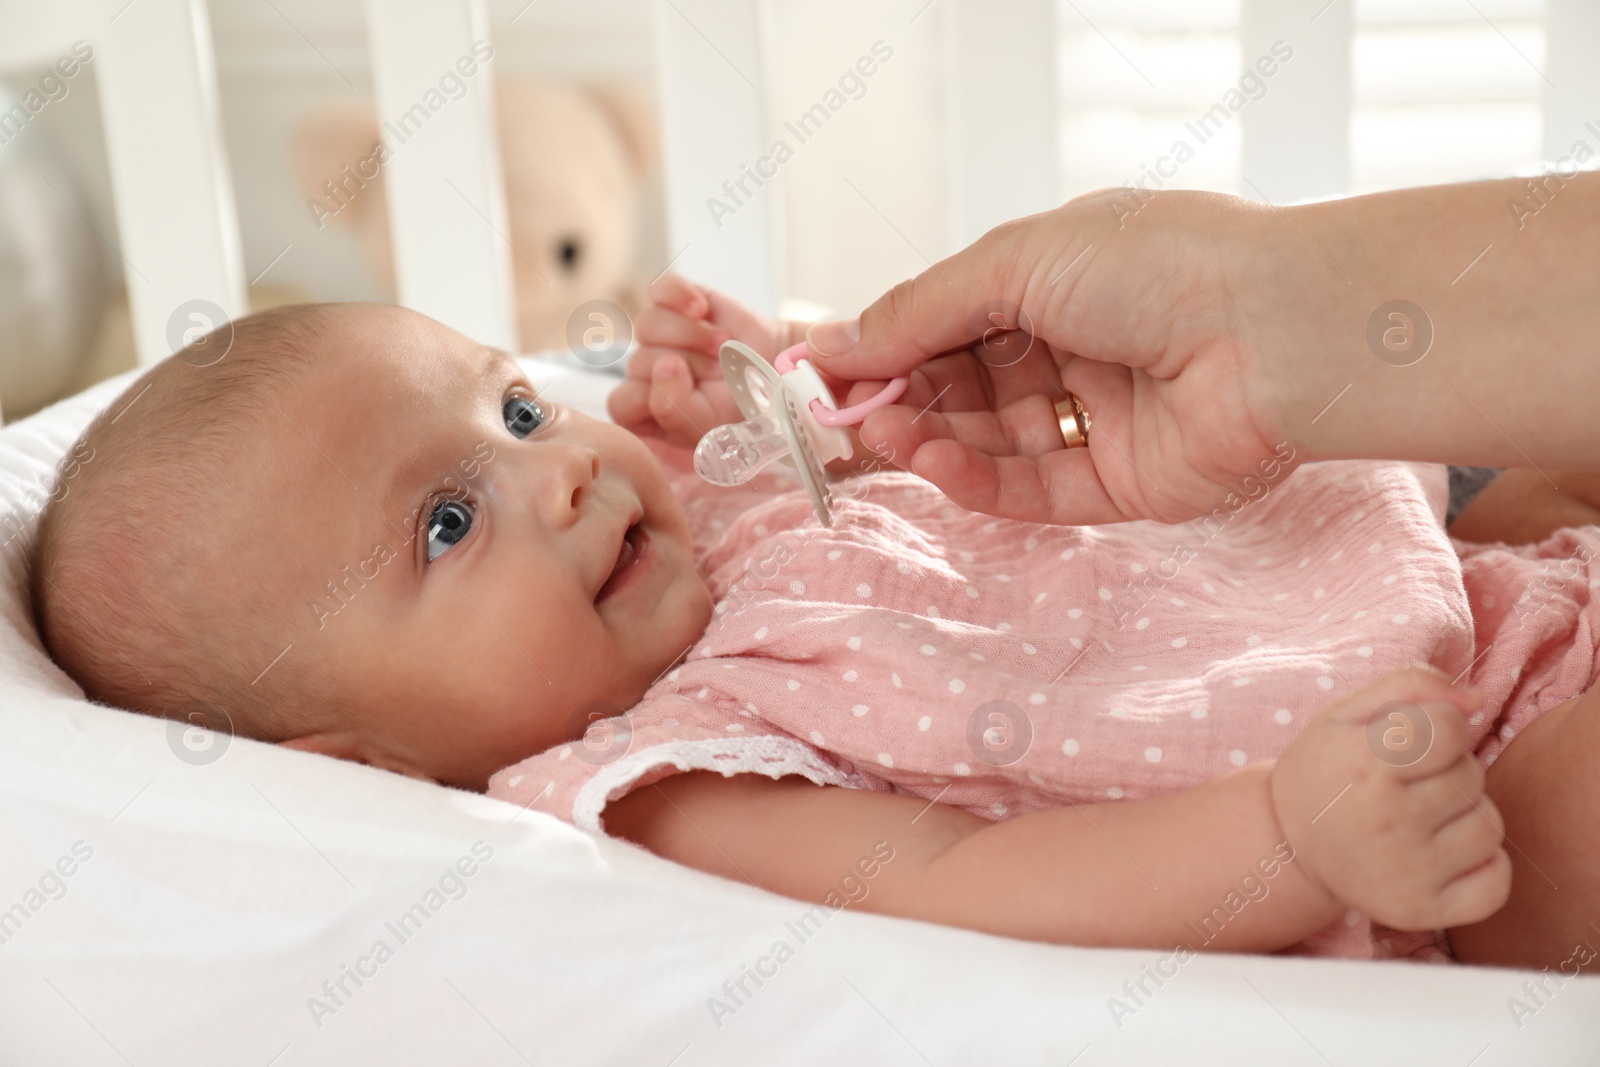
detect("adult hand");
top-left (804, 189), bottom-right (1295, 526)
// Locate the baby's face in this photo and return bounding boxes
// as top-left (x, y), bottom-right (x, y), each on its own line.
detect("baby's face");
top-left (257, 306), bottom-right (710, 788)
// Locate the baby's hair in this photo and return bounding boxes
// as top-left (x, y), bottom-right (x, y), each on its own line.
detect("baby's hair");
top-left (29, 303), bottom-right (338, 742)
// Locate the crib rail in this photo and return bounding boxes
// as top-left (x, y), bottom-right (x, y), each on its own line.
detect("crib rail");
top-left (0, 0), bottom-right (1597, 382)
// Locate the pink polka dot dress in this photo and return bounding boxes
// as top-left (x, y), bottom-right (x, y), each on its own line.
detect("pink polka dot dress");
top-left (491, 440), bottom-right (1600, 961)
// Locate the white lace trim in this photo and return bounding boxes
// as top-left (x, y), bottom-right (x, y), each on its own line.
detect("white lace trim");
top-left (572, 735), bottom-right (870, 834)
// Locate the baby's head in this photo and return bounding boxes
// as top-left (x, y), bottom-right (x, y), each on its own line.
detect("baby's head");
top-left (30, 303), bottom-right (711, 789)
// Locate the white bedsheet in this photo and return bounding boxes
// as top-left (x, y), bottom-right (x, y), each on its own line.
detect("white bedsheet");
top-left (1, 360), bottom-right (1596, 1065)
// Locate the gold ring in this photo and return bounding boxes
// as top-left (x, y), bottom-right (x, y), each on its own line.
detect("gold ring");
top-left (1055, 392), bottom-right (1091, 449)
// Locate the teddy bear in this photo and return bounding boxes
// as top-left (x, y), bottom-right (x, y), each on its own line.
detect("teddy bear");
top-left (293, 80), bottom-right (656, 354)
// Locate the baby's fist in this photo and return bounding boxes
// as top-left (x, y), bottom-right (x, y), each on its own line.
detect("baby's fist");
top-left (1271, 666), bottom-right (1511, 931)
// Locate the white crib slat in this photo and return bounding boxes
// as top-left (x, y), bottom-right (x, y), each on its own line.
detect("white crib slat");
top-left (363, 0), bottom-right (517, 352)
top-left (944, 0), bottom-right (1059, 247)
top-left (90, 0), bottom-right (246, 366)
top-left (1543, 0), bottom-right (1600, 163)
top-left (1239, 0), bottom-right (1351, 205)
top-left (651, 0), bottom-right (778, 316)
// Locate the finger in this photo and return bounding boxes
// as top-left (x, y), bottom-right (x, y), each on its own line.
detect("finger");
top-left (1432, 792), bottom-right (1505, 875)
top-left (636, 305), bottom-right (728, 360)
top-left (647, 272), bottom-right (710, 319)
top-left (804, 222), bottom-right (1043, 379)
top-left (913, 439), bottom-right (1129, 525)
top-left (1384, 701), bottom-right (1474, 783)
top-left (625, 345), bottom-right (722, 385)
top-left (647, 355), bottom-right (718, 445)
top-left (1409, 754), bottom-right (1487, 830)
top-left (1433, 848), bottom-right (1512, 929)
top-left (607, 379), bottom-right (657, 434)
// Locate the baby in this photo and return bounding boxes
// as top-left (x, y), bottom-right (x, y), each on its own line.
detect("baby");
top-left (33, 293), bottom-right (1577, 966)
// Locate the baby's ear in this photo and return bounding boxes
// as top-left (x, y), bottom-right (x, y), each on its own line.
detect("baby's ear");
top-left (279, 731), bottom-right (434, 781)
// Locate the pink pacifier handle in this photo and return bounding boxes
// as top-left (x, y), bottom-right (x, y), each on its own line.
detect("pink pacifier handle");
top-left (774, 342), bottom-right (908, 428)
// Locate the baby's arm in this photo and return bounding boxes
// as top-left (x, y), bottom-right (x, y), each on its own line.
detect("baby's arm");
top-left (608, 668), bottom-right (1507, 952)
top-left (1449, 468), bottom-right (1600, 544)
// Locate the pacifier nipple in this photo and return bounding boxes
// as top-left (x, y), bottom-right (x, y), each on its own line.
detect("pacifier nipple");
top-left (693, 412), bottom-right (792, 486)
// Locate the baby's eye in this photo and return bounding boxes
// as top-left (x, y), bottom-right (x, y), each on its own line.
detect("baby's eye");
top-left (504, 395), bottom-right (548, 439)
top-left (426, 499), bottom-right (473, 562)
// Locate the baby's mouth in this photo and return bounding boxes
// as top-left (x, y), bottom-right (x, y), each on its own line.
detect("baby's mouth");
top-left (597, 512), bottom-right (651, 603)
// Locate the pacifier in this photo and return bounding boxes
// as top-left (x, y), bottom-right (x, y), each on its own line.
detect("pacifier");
top-left (694, 341), bottom-right (908, 527)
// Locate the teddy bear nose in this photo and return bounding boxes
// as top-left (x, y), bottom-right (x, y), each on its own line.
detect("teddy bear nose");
top-left (557, 236), bottom-right (582, 272)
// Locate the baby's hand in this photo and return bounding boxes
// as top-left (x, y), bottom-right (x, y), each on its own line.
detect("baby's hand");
top-left (1270, 666), bottom-right (1512, 931)
top-left (608, 273), bottom-right (802, 448)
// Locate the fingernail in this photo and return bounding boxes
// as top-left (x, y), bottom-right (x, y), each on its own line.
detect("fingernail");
top-left (808, 316), bottom-right (861, 357)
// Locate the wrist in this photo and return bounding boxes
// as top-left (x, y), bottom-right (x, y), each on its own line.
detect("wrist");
top-left (1265, 758), bottom-right (1344, 915)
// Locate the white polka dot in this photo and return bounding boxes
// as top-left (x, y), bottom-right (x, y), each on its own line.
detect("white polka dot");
top-left (953, 762), bottom-right (971, 776)
top-left (856, 583), bottom-right (872, 597)
top-left (669, 669), bottom-right (681, 681)
top-left (891, 673), bottom-right (903, 688)
top-left (852, 704), bottom-right (870, 717)
top-left (1171, 598), bottom-right (1186, 607)
top-left (1135, 617), bottom-right (1150, 630)
top-left (1382, 574), bottom-right (1397, 586)
top-left (968, 651), bottom-right (985, 662)
top-left (896, 622), bottom-right (913, 630)
top-left (1069, 637), bottom-right (1083, 649)
top-left (1144, 746), bottom-right (1162, 763)
top-left (1257, 556), bottom-right (1271, 566)
top-left (1312, 588), bottom-right (1325, 600)
top-left (726, 723), bottom-right (744, 732)
top-left (1022, 643), bottom-right (1037, 656)
top-left (754, 626), bottom-right (769, 640)
top-left (843, 669), bottom-right (858, 682)
top-left (754, 524), bottom-right (768, 536)
top-left (715, 602), bottom-right (727, 614)
top-left (1060, 548), bottom-right (1076, 561)
top-left (1246, 634), bottom-right (1261, 646)
top-left (991, 802), bottom-right (1009, 817)
top-left (1203, 581), bottom-right (1217, 594)
top-left (1469, 711), bottom-right (1484, 727)
top-left (1368, 542), bottom-right (1381, 554)
top-left (1025, 536), bottom-right (1039, 551)
top-left (961, 551), bottom-right (976, 562)
top-left (789, 579), bottom-right (806, 595)
top-left (1171, 636), bottom-right (1187, 648)
top-left (810, 731), bottom-right (826, 745)
top-left (697, 687), bottom-right (710, 699)
top-left (1034, 592), bottom-right (1048, 604)
top-left (1273, 592), bottom-right (1289, 602)
top-left (1298, 558), bottom-right (1310, 569)
top-left (898, 562), bottom-right (913, 575)
top-left (877, 752), bottom-right (895, 768)
top-left (1314, 515), bottom-right (1327, 528)
top-left (1027, 773), bottom-right (1045, 786)
top-left (508, 775), bottom-right (524, 787)
top-left (1344, 910), bottom-right (1362, 927)
top-left (1499, 724), bottom-right (1515, 742)
top-left (1315, 638), bottom-right (1332, 649)
top-left (1132, 665), bottom-right (1147, 672)
top-left (786, 679), bottom-right (801, 691)
top-left (949, 679), bottom-right (966, 694)
top-left (1274, 708), bottom-right (1293, 725)
top-left (927, 605), bottom-right (941, 619)
top-left (1067, 608), bottom-right (1083, 619)
top-left (1318, 612), bottom-right (1331, 623)
top-left (996, 622), bottom-right (1012, 632)
top-left (1028, 693), bottom-right (1046, 705)
top-left (1191, 706), bottom-right (1208, 719)
top-left (1356, 646), bottom-right (1372, 657)
top-left (1229, 749), bottom-right (1247, 766)
top-left (1062, 739), bottom-right (1080, 756)
top-left (917, 715), bottom-right (932, 732)
top-left (966, 586), bottom-right (981, 599)
top-left (1233, 676), bottom-right (1252, 686)
top-left (1393, 613), bottom-right (1410, 624)
top-left (1331, 549), bottom-right (1343, 561)
top-left (1316, 676), bottom-right (1334, 690)
top-left (996, 574), bottom-right (1012, 582)
top-left (710, 518), bottom-right (726, 530)
top-left (827, 549), bottom-right (843, 560)
top-left (1130, 562), bottom-right (1147, 573)
top-left (1098, 587), bottom-right (1113, 600)
top-left (983, 521), bottom-right (1000, 533)
top-left (920, 644), bottom-right (937, 656)
top-left (1107, 786), bottom-right (1125, 799)
top-left (847, 635), bottom-right (862, 651)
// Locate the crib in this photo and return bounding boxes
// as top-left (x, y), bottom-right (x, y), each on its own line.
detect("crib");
top-left (1, 1), bottom-right (1598, 1063)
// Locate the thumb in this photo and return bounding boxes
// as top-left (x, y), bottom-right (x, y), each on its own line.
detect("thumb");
top-left (804, 223), bottom-right (1037, 380)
